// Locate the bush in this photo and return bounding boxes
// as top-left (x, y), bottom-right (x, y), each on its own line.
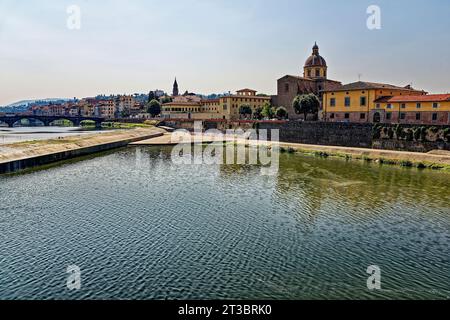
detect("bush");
top-left (400, 160), bottom-right (413, 167)
top-left (444, 128), bottom-right (450, 142)
top-left (405, 129), bottom-right (414, 141)
top-left (395, 124), bottom-right (403, 140)
top-left (416, 162), bottom-right (426, 169)
top-left (388, 127), bottom-right (395, 139)
top-left (287, 147), bottom-right (296, 154)
top-left (413, 127), bottom-right (421, 141)
top-left (430, 126), bottom-right (439, 133)
top-left (372, 124), bottom-right (382, 139)
top-left (314, 151), bottom-right (329, 158)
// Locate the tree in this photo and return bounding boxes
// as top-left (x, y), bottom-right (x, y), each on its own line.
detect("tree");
top-left (275, 107), bottom-right (288, 120)
top-left (148, 91), bottom-right (156, 103)
top-left (161, 95), bottom-right (172, 104)
top-left (261, 102), bottom-right (275, 119)
top-left (239, 104), bottom-right (253, 119)
top-left (146, 99), bottom-right (161, 118)
top-left (120, 108), bottom-right (131, 118)
top-left (292, 93), bottom-right (320, 121)
top-left (253, 107), bottom-right (263, 120)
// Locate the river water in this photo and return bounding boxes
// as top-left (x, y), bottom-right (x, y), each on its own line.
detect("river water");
top-left (0, 146), bottom-right (449, 300)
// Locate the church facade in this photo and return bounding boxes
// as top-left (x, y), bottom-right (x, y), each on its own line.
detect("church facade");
top-left (274, 43), bottom-right (342, 119)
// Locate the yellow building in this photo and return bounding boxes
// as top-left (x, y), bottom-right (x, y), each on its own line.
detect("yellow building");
top-left (322, 81), bottom-right (426, 123)
top-left (373, 94), bottom-right (450, 125)
top-left (161, 89), bottom-right (271, 120)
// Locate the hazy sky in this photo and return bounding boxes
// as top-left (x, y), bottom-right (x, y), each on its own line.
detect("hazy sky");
top-left (0, 0), bottom-right (449, 105)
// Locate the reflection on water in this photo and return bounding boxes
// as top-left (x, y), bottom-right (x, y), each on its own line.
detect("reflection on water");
top-left (0, 127), bottom-right (110, 145)
top-left (0, 146), bottom-right (449, 300)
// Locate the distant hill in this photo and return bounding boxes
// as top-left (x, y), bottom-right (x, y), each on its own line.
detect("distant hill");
top-left (0, 98), bottom-right (71, 113)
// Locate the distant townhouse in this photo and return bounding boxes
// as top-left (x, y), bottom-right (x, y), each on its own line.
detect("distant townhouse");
top-left (161, 89), bottom-right (271, 120)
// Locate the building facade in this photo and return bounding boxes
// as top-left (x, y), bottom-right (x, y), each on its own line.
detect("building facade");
top-left (322, 81), bottom-right (430, 123)
top-left (372, 94), bottom-right (450, 125)
top-left (161, 89), bottom-right (271, 120)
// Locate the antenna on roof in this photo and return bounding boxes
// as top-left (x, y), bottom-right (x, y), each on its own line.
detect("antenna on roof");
top-left (358, 74), bottom-right (362, 81)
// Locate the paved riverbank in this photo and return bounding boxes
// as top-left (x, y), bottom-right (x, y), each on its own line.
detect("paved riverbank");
top-left (0, 128), bottom-right (165, 173)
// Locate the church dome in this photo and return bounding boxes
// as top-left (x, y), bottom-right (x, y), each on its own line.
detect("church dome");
top-left (304, 42), bottom-right (327, 67)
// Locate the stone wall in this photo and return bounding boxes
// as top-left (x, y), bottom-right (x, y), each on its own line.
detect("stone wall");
top-left (259, 121), bottom-right (374, 148)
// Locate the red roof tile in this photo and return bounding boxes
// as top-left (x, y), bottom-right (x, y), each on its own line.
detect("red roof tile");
top-left (374, 94), bottom-right (450, 103)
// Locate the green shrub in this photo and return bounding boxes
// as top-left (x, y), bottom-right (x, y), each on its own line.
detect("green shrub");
top-left (413, 127), bottom-right (420, 141)
top-left (444, 128), bottom-right (450, 142)
top-left (379, 158), bottom-right (397, 165)
top-left (430, 126), bottom-right (439, 133)
top-left (372, 124), bottom-right (382, 139)
top-left (416, 162), bottom-right (426, 169)
top-left (405, 129), bottom-right (414, 141)
top-left (314, 151), bottom-right (329, 158)
top-left (395, 124), bottom-right (403, 140)
top-left (287, 147), bottom-right (296, 154)
top-left (400, 160), bottom-right (413, 167)
top-left (388, 127), bottom-right (395, 139)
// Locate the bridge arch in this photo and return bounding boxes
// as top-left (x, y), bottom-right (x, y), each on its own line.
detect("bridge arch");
top-left (47, 118), bottom-right (78, 127)
top-left (0, 115), bottom-right (105, 128)
top-left (10, 117), bottom-right (46, 127)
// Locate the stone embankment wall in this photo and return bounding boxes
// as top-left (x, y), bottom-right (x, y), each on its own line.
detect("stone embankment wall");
top-left (161, 119), bottom-right (450, 153)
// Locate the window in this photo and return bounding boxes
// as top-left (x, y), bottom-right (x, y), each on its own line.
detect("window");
top-left (315, 69), bottom-right (320, 77)
top-left (387, 104), bottom-right (392, 109)
top-left (416, 113), bottom-right (421, 120)
top-left (401, 103), bottom-right (406, 109)
top-left (307, 70), bottom-right (311, 77)
top-left (285, 83), bottom-right (289, 93)
top-left (386, 112), bottom-right (392, 120)
top-left (330, 113), bottom-right (335, 119)
top-left (330, 98), bottom-right (336, 107)
top-left (416, 103), bottom-right (421, 109)
top-left (360, 113), bottom-right (366, 119)
top-left (345, 97), bottom-right (351, 107)
top-left (344, 113), bottom-right (350, 119)
top-left (400, 113), bottom-right (406, 120)
top-left (360, 97), bottom-right (367, 106)
top-left (376, 103), bottom-right (381, 109)
top-left (433, 102), bottom-right (439, 109)
top-left (432, 113), bottom-right (438, 121)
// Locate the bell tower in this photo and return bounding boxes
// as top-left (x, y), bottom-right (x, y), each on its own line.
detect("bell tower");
top-left (172, 78), bottom-right (179, 97)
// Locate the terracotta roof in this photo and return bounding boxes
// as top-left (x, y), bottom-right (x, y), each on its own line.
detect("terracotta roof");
top-left (236, 88), bottom-right (257, 92)
top-left (162, 102), bottom-right (202, 106)
top-left (374, 94), bottom-right (450, 103)
top-left (201, 99), bottom-right (220, 103)
top-left (322, 81), bottom-right (425, 93)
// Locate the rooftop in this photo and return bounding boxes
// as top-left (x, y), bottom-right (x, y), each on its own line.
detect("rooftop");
top-left (374, 94), bottom-right (450, 103)
top-left (322, 81), bottom-right (425, 93)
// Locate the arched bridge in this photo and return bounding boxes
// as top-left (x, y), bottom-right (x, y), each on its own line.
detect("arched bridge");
top-left (0, 115), bottom-right (106, 128)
